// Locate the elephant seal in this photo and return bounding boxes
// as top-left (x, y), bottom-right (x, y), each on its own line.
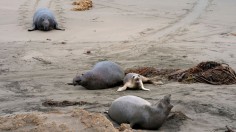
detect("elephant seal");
top-left (108, 94), bottom-right (173, 130)
top-left (28, 8), bottom-right (64, 31)
top-left (70, 61), bottom-right (124, 90)
top-left (117, 73), bottom-right (163, 92)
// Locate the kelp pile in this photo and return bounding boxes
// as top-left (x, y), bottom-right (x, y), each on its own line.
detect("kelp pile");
top-left (125, 67), bottom-right (179, 78)
top-left (125, 61), bottom-right (236, 85)
top-left (72, 0), bottom-right (92, 11)
top-left (169, 61), bottom-right (236, 85)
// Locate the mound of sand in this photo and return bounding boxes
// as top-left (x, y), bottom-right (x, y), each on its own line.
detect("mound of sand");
top-left (118, 124), bottom-right (133, 132)
top-left (0, 108), bottom-right (195, 132)
top-left (0, 114), bottom-right (71, 132)
top-left (71, 109), bottom-right (117, 132)
top-left (0, 109), bottom-right (137, 132)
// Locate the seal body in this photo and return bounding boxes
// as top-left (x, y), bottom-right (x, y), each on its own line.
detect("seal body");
top-left (117, 73), bottom-right (163, 92)
top-left (108, 95), bottom-right (173, 130)
top-left (72, 61), bottom-right (124, 90)
top-left (28, 8), bottom-right (64, 31)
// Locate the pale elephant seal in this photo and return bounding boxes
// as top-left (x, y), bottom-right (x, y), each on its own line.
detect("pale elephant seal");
top-left (28, 8), bottom-right (64, 31)
top-left (117, 73), bottom-right (163, 92)
top-left (108, 94), bottom-right (173, 130)
top-left (70, 61), bottom-right (124, 90)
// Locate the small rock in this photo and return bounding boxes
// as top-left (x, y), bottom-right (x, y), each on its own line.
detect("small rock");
top-left (84, 50), bottom-right (91, 54)
top-left (87, 51), bottom-right (91, 54)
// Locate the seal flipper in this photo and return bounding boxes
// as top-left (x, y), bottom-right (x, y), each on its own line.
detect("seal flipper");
top-left (28, 25), bottom-right (36, 31)
top-left (55, 27), bottom-right (65, 31)
top-left (130, 122), bottom-right (142, 129)
top-left (54, 24), bottom-right (65, 31)
top-left (67, 82), bottom-right (76, 86)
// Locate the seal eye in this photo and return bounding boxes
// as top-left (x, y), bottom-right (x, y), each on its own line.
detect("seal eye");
top-left (138, 75), bottom-right (141, 77)
top-left (132, 75), bottom-right (135, 79)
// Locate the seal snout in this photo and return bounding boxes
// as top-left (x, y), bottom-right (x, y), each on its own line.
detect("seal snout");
top-left (42, 18), bottom-right (50, 31)
top-left (135, 78), bottom-right (140, 83)
top-left (72, 76), bottom-right (82, 86)
top-left (132, 75), bottom-right (141, 83)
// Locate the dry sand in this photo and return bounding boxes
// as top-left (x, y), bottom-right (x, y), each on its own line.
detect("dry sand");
top-left (0, 0), bottom-right (236, 131)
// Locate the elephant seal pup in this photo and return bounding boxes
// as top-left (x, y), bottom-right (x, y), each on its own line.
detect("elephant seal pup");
top-left (108, 94), bottom-right (173, 130)
top-left (117, 73), bottom-right (163, 92)
top-left (71, 61), bottom-right (124, 90)
top-left (28, 8), bottom-right (64, 31)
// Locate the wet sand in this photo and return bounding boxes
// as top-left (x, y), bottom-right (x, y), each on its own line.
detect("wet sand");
top-left (0, 0), bottom-right (236, 131)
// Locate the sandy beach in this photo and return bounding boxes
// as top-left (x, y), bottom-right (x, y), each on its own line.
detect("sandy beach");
top-left (0, 0), bottom-right (236, 131)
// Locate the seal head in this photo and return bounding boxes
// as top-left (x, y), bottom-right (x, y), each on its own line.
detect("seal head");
top-left (132, 74), bottom-right (142, 84)
top-left (159, 94), bottom-right (173, 115)
top-left (72, 76), bottom-right (81, 86)
top-left (72, 72), bottom-right (95, 88)
top-left (36, 16), bottom-right (51, 31)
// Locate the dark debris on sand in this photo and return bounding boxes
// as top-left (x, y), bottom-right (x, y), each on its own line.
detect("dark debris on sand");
top-left (42, 100), bottom-right (95, 107)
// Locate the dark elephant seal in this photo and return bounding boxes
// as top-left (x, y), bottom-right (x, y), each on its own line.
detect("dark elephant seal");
top-left (108, 94), bottom-right (173, 130)
top-left (71, 61), bottom-right (124, 90)
top-left (28, 8), bottom-right (64, 31)
top-left (117, 73), bottom-right (163, 92)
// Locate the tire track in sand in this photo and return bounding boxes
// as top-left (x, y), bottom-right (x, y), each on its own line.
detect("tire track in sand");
top-left (53, 0), bottom-right (66, 28)
top-left (18, 0), bottom-right (33, 29)
top-left (97, 0), bottom-right (210, 66)
top-left (135, 0), bottom-right (209, 42)
top-left (33, 0), bottom-right (40, 10)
